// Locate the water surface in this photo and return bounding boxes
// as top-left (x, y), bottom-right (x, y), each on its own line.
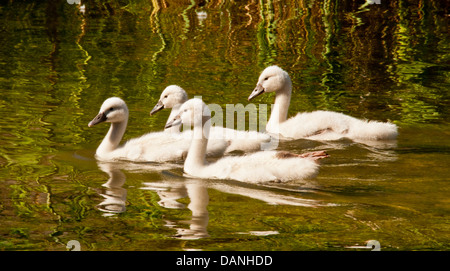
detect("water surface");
top-left (0, 0), bottom-right (449, 250)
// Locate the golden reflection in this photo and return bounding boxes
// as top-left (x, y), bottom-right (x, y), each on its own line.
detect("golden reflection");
top-left (149, 0), bottom-right (161, 33)
top-left (149, 0), bottom-right (167, 71)
top-left (244, 1), bottom-right (256, 27)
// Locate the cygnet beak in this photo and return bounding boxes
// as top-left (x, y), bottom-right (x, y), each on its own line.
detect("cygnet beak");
top-left (150, 100), bottom-right (164, 116)
top-left (88, 112), bottom-right (107, 127)
top-left (165, 115), bottom-right (182, 129)
top-left (248, 84), bottom-right (265, 101)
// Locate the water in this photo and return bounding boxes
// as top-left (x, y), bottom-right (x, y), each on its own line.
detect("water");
top-left (1, 0), bottom-right (449, 251)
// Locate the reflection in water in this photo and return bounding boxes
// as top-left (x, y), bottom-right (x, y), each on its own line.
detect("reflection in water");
top-left (180, 182), bottom-right (209, 239)
top-left (95, 161), bottom-right (183, 217)
top-left (210, 182), bottom-right (331, 207)
top-left (142, 179), bottom-right (209, 240)
top-left (142, 172), bottom-right (337, 240)
top-left (96, 162), bottom-right (127, 216)
top-left (347, 139), bottom-right (398, 163)
top-left (180, 0), bottom-right (197, 40)
top-left (149, 0), bottom-right (167, 73)
top-left (1, 0), bottom-right (448, 251)
top-left (209, 181), bottom-right (334, 208)
top-left (196, 11), bottom-right (207, 26)
top-left (237, 230), bottom-right (279, 237)
top-left (257, 0), bottom-right (277, 66)
top-left (94, 160), bottom-right (212, 239)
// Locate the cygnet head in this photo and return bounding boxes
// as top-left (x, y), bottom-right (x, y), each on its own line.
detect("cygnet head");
top-left (150, 85), bottom-right (188, 115)
top-left (88, 97), bottom-right (129, 127)
top-left (165, 98), bottom-right (211, 129)
top-left (248, 65), bottom-right (292, 101)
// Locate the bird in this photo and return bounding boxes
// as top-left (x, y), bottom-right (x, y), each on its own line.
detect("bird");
top-left (88, 97), bottom-right (227, 162)
top-left (248, 65), bottom-right (398, 141)
top-left (150, 85), bottom-right (188, 133)
top-left (165, 98), bottom-right (329, 183)
top-left (150, 85), bottom-right (274, 152)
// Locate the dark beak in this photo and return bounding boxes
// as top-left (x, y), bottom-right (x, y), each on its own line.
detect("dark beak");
top-left (165, 115), bottom-right (182, 129)
top-left (88, 112), bottom-right (107, 127)
top-left (248, 84), bottom-right (265, 101)
top-left (150, 100), bottom-right (164, 116)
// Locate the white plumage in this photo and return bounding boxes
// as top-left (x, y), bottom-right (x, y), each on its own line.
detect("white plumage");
top-left (151, 85), bottom-right (273, 152)
top-left (165, 98), bottom-right (328, 183)
top-left (194, 151), bottom-right (321, 183)
top-left (248, 65), bottom-right (398, 141)
top-left (88, 97), bottom-right (227, 162)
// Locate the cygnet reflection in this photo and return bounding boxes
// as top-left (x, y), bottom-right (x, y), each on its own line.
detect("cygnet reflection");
top-left (142, 179), bottom-right (209, 240)
top-left (96, 162), bottom-right (127, 216)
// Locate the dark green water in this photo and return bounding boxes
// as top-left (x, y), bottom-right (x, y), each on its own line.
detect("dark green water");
top-left (1, 0), bottom-right (449, 250)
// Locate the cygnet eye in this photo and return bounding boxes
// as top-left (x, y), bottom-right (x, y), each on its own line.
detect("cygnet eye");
top-left (164, 95), bottom-right (168, 98)
top-left (264, 77), bottom-right (269, 81)
top-left (109, 107), bottom-right (115, 111)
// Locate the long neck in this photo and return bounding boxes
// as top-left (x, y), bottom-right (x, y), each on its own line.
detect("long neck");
top-left (184, 117), bottom-right (210, 174)
top-left (165, 104), bottom-right (182, 133)
top-left (96, 120), bottom-right (127, 156)
top-left (266, 82), bottom-right (291, 132)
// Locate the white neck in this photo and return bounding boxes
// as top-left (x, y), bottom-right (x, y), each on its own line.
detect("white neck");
top-left (96, 120), bottom-right (127, 157)
top-left (184, 117), bottom-right (210, 175)
top-left (266, 82), bottom-right (291, 132)
top-left (165, 104), bottom-right (182, 133)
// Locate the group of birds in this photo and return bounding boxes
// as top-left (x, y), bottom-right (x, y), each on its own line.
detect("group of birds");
top-left (88, 66), bottom-right (398, 183)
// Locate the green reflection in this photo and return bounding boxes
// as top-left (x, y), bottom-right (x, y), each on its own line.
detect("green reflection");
top-left (257, 0), bottom-right (277, 66)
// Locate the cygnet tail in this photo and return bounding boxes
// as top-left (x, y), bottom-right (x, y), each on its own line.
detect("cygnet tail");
top-left (349, 120), bottom-right (398, 140)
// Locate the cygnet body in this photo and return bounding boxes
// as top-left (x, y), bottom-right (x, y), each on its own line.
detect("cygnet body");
top-left (248, 66), bottom-right (398, 141)
top-left (165, 98), bottom-right (328, 183)
top-left (151, 85), bottom-right (273, 152)
top-left (89, 97), bottom-right (227, 162)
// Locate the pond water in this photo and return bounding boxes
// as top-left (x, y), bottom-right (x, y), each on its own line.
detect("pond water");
top-left (1, 0), bottom-right (449, 251)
